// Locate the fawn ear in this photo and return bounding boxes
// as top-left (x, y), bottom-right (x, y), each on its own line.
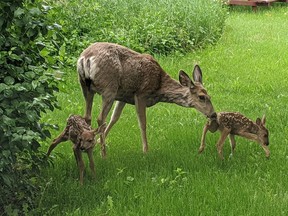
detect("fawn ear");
top-left (179, 70), bottom-right (194, 87)
top-left (261, 114), bottom-right (266, 125)
top-left (192, 65), bottom-right (203, 84)
top-left (256, 118), bottom-right (261, 125)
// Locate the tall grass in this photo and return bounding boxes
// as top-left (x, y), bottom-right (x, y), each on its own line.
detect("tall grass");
top-left (45, 0), bottom-right (226, 55)
top-left (38, 5), bottom-right (288, 216)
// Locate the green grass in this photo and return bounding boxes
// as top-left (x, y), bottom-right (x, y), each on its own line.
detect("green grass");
top-left (39, 6), bottom-right (288, 215)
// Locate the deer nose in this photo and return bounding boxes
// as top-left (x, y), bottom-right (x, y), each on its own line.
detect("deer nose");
top-left (80, 146), bottom-right (86, 151)
top-left (266, 141), bottom-right (269, 146)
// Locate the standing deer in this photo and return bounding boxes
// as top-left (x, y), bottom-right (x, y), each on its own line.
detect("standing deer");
top-left (77, 42), bottom-right (216, 157)
top-left (198, 112), bottom-right (270, 160)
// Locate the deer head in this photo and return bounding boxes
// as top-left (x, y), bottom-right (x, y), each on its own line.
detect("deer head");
top-left (256, 115), bottom-right (269, 146)
top-left (179, 65), bottom-right (216, 118)
top-left (79, 124), bottom-right (106, 151)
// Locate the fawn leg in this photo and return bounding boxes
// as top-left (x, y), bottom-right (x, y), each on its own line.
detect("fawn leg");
top-left (104, 101), bottom-right (126, 138)
top-left (199, 123), bottom-right (210, 153)
top-left (87, 148), bottom-right (96, 179)
top-left (47, 130), bottom-right (68, 156)
top-left (216, 128), bottom-right (230, 160)
top-left (73, 146), bottom-right (85, 185)
top-left (229, 134), bottom-right (236, 157)
top-left (97, 94), bottom-right (115, 158)
top-left (134, 95), bottom-right (148, 153)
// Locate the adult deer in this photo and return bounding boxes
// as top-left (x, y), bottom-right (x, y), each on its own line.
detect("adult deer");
top-left (77, 42), bottom-right (216, 157)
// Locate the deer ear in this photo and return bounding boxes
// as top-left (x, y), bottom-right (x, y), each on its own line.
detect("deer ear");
top-left (179, 70), bottom-right (193, 87)
top-left (261, 114), bottom-right (266, 126)
top-left (192, 65), bottom-right (203, 84)
top-left (256, 118), bottom-right (261, 125)
top-left (93, 123), bottom-right (106, 135)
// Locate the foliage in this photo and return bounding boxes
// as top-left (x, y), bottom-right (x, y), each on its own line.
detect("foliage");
top-left (0, 0), bottom-right (63, 214)
top-left (45, 0), bottom-right (227, 56)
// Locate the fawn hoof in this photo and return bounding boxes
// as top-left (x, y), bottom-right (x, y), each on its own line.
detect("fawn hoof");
top-left (198, 147), bottom-right (204, 154)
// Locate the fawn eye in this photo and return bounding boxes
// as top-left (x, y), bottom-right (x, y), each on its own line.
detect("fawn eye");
top-left (199, 95), bottom-right (205, 101)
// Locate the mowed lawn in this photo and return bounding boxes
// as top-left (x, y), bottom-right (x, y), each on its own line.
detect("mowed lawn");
top-left (40, 6), bottom-right (288, 215)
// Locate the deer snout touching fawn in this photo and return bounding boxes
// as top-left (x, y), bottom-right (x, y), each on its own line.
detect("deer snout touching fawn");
top-left (77, 42), bottom-right (215, 157)
top-left (46, 115), bottom-right (105, 185)
top-left (198, 112), bottom-right (270, 160)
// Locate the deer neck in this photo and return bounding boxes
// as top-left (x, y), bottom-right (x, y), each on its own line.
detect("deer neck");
top-left (158, 74), bottom-right (191, 107)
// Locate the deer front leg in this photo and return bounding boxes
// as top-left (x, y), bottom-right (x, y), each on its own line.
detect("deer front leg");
top-left (134, 95), bottom-right (148, 153)
top-left (216, 128), bottom-right (230, 160)
top-left (73, 146), bottom-right (85, 185)
top-left (87, 148), bottom-right (96, 179)
top-left (47, 130), bottom-right (69, 156)
top-left (104, 101), bottom-right (126, 138)
top-left (199, 122), bottom-right (210, 154)
top-left (229, 134), bottom-right (236, 157)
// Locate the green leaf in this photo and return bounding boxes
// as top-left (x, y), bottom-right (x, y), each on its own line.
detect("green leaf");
top-left (14, 8), bottom-right (25, 17)
top-left (4, 76), bottom-right (15, 85)
top-left (0, 83), bottom-right (7, 93)
top-left (40, 47), bottom-right (50, 57)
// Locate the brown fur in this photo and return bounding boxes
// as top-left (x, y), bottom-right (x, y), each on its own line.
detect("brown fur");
top-left (47, 115), bottom-right (105, 185)
top-left (77, 42), bottom-right (215, 156)
top-left (198, 112), bottom-right (270, 160)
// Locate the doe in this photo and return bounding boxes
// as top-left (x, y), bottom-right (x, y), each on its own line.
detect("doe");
top-left (47, 114), bottom-right (105, 185)
top-left (198, 112), bottom-right (270, 160)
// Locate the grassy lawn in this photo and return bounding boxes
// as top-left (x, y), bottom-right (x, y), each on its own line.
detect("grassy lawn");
top-left (40, 6), bottom-right (288, 215)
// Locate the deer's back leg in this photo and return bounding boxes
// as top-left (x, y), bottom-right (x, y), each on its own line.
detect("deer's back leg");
top-left (80, 78), bottom-right (95, 125)
top-left (229, 134), bottom-right (236, 157)
top-left (97, 93), bottom-right (116, 158)
top-left (134, 95), bottom-right (148, 153)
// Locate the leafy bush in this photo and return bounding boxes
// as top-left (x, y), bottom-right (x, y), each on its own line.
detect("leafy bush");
top-left (46, 0), bottom-right (227, 56)
top-left (0, 0), bottom-right (63, 214)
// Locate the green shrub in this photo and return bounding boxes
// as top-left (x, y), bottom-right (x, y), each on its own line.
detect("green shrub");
top-left (46, 0), bottom-right (227, 56)
top-left (0, 0), bottom-right (63, 214)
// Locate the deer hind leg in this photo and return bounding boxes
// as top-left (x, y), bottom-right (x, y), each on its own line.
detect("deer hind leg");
top-left (216, 128), bottom-right (230, 160)
top-left (134, 95), bottom-right (148, 153)
top-left (97, 94), bottom-right (115, 158)
top-left (199, 122), bottom-right (210, 154)
top-left (47, 129), bottom-right (69, 156)
top-left (229, 134), bottom-right (236, 157)
top-left (73, 146), bottom-right (85, 185)
top-left (87, 148), bottom-right (96, 179)
top-left (80, 78), bottom-right (95, 125)
top-left (104, 101), bottom-right (126, 138)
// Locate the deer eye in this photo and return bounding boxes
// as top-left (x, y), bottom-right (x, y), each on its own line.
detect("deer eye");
top-left (199, 95), bottom-right (205, 101)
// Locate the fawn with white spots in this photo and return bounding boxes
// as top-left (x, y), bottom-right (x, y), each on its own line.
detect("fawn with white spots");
top-left (199, 112), bottom-right (270, 160)
top-left (47, 115), bottom-right (105, 185)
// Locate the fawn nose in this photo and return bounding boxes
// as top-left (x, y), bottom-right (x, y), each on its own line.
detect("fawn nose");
top-left (80, 146), bottom-right (86, 151)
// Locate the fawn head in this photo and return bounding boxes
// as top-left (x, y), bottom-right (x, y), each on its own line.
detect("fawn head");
top-left (179, 65), bottom-right (216, 118)
top-left (79, 124), bottom-right (106, 151)
top-left (256, 115), bottom-right (269, 146)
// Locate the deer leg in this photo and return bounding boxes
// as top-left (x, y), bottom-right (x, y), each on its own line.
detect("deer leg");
top-left (97, 95), bottom-right (115, 158)
top-left (87, 148), bottom-right (96, 179)
top-left (199, 123), bottom-right (210, 154)
top-left (104, 101), bottom-right (126, 138)
top-left (80, 79), bottom-right (95, 125)
top-left (134, 95), bottom-right (148, 153)
top-left (229, 134), bottom-right (236, 157)
top-left (216, 128), bottom-right (230, 160)
top-left (73, 146), bottom-right (85, 185)
top-left (47, 130), bottom-right (69, 156)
